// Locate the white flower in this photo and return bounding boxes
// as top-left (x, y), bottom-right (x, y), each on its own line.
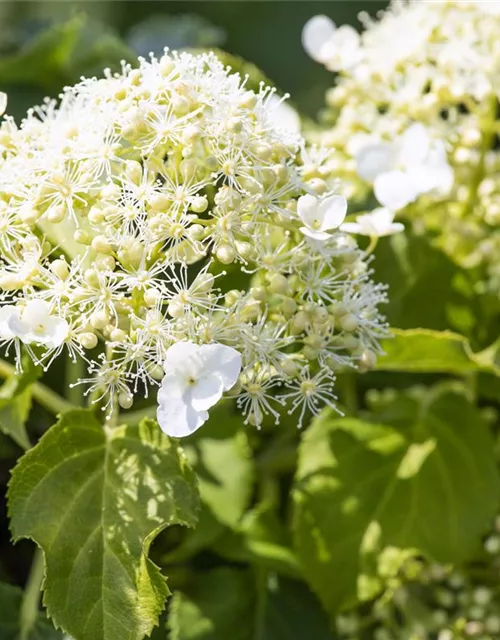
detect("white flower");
top-left (297, 194), bottom-right (347, 241)
top-left (0, 305), bottom-right (16, 341)
top-left (302, 15), bottom-right (361, 71)
top-left (0, 92), bottom-right (6, 117)
top-left (7, 300), bottom-right (69, 348)
top-left (157, 341), bottom-right (241, 438)
top-left (341, 207), bottom-right (405, 238)
top-left (355, 124), bottom-right (454, 210)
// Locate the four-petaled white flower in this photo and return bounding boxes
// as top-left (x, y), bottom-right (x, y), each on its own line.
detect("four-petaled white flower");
top-left (341, 207), bottom-right (405, 238)
top-left (355, 124), bottom-right (454, 211)
top-left (7, 300), bottom-right (69, 348)
top-left (157, 341), bottom-right (242, 438)
top-left (297, 194), bottom-right (347, 241)
top-left (302, 15), bottom-right (362, 71)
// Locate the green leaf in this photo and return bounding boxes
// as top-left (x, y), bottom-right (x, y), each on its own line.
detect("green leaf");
top-left (212, 501), bottom-right (301, 578)
top-left (0, 361), bottom-right (41, 450)
top-left (0, 15), bottom-right (135, 97)
top-left (372, 232), bottom-right (479, 334)
top-left (168, 568), bottom-right (335, 640)
top-left (292, 386), bottom-right (500, 618)
top-left (182, 404), bottom-right (254, 528)
top-left (0, 582), bottom-right (62, 640)
top-left (8, 411), bottom-right (199, 640)
top-left (376, 329), bottom-right (500, 376)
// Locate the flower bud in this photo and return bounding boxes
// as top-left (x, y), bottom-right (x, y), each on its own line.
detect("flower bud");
top-left (78, 332), bottom-right (98, 349)
top-left (91, 235), bottom-right (113, 255)
top-left (340, 314), bottom-right (358, 332)
top-left (50, 259), bottom-right (69, 280)
top-left (90, 310), bottom-right (109, 330)
top-left (118, 392), bottom-right (134, 410)
top-left (190, 195), bottom-right (208, 213)
top-left (216, 244), bottom-right (236, 264)
top-left (268, 273), bottom-right (288, 294)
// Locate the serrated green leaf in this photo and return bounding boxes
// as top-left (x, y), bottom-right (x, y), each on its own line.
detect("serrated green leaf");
top-left (292, 387), bottom-right (500, 618)
top-left (376, 329), bottom-right (500, 376)
top-left (168, 568), bottom-right (335, 640)
top-left (8, 411), bottom-right (199, 640)
top-left (0, 582), bottom-right (62, 640)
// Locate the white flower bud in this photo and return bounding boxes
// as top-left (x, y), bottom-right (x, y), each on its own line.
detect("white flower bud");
top-left (88, 206), bottom-right (105, 224)
top-left (110, 328), bottom-right (127, 342)
top-left (216, 244), bottom-right (236, 264)
top-left (74, 230), bottom-right (91, 245)
top-left (225, 290), bottom-right (241, 306)
top-left (50, 259), bottom-right (69, 280)
top-left (47, 206), bottom-right (66, 223)
top-left (268, 273), bottom-right (289, 294)
top-left (190, 195), bottom-right (208, 213)
top-left (144, 289), bottom-right (160, 307)
top-left (280, 297), bottom-right (297, 317)
top-left (94, 255), bottom-right (116, 272)
top-left (168, 298), bottom-right (185, 318)
top-left (90, 310), bottom-right (109, 330)
top-left (78, 332), bottom-right (98, 349)
top-left (340, 314), bottom-right (358, 332)
top-left (91, 235), bottom-right (113, 254)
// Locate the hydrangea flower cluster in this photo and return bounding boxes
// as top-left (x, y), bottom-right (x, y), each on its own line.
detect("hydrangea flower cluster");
top-left (303, 0), bottom-right (500, 293)
top-left (0, 51), bottom-right (388, 436)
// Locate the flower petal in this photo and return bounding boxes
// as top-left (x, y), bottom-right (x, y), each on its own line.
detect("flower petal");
top-left (157, 399), bottom-right (207, 438)
top-left (163, 340), bottom-right (200, 375)
top-left (302, 15), bottom-right (336, 62)
top-left (318, 195), bottom-right (347, 230)
top-left (374, 170), bottom-right (418, 210)
top-left (198, 343), bottom-right (242, 390)
top-left (398, 123), bottom-right (430, 168)
top-left (355, 142), bottom-right (396, 181)
top-left (300, 226), bottom-right (331, 241)
top-left (190, 374), bottom-right (224, 411)
top-left (297, 194), bottom-right (319, 227)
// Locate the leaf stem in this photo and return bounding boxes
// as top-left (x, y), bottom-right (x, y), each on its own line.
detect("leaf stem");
top-left (253, 565), bottom-right (268, 640)
top-left (20, 547), bottom-right (45, 640)
top-left (0, 359), bottom-right (76, 416)
top-left (66, 356), bottom-right (85, 406)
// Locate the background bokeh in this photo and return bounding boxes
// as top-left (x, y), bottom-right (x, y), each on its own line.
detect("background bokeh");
top-left (0, 1), bottom-right (388, 119)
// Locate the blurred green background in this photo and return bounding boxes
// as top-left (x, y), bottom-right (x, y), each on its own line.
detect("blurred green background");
top-left (0, 1), bottom-right (388, 119)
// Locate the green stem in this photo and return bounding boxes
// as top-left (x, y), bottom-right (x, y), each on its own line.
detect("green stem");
top-left (20, 547), bottom-right (44, 640)
top-left (66, 357), bottom-right (85, 406)
top-left (0, 359), bottom-right (77, 416)
top-left (365, 236), bottom-right (379, 256)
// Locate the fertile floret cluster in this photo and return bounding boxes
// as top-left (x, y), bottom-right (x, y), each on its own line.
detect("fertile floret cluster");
top-left (0, 51), bottom-right (387, 436)
top-left (303, 0), bottom-right (500, 294)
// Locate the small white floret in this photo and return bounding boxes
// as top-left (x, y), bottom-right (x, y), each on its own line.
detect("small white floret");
top-left (341, 207), bottom-right (405, 238)
top-left (157, 341), bottom-right (242, 438)
top-left (7, 299), bottom-right (69, 348)
top-left (355, 124), bottom-right (453, 210)
top-left (297, 194), bottom-right (347, 241)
